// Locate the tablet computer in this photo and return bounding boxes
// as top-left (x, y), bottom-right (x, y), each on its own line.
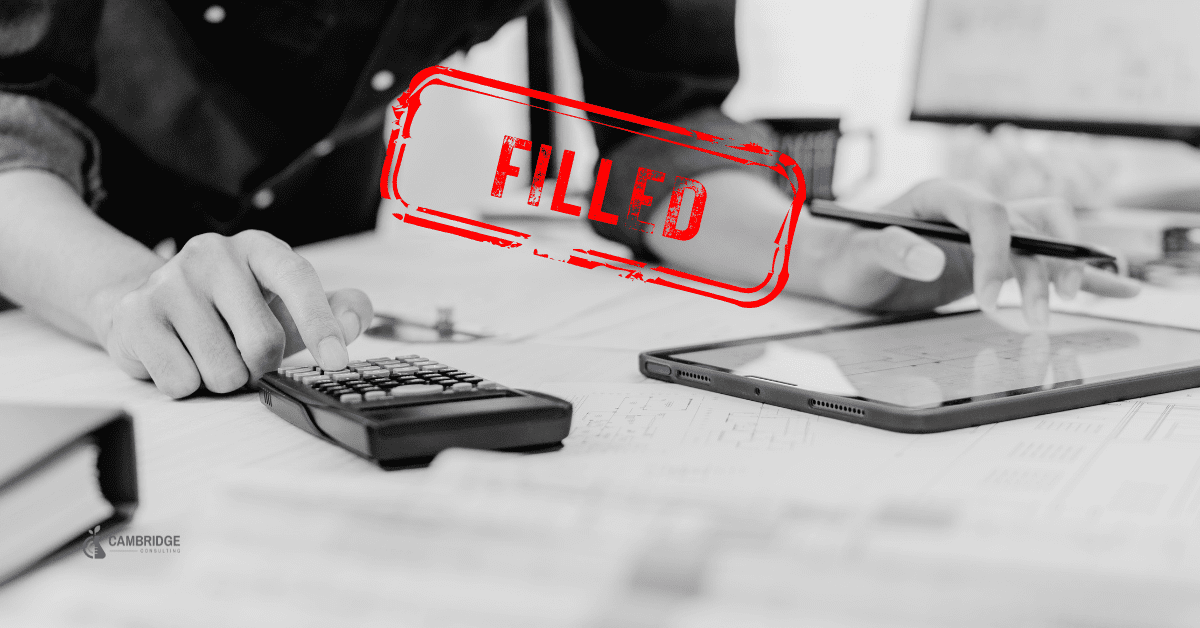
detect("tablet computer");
top-left (639, 309), bottom-right (1200, 433)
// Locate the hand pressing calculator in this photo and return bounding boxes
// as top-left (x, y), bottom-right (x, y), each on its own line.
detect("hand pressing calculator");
top-left (258, 355), bottom-right (572, 468)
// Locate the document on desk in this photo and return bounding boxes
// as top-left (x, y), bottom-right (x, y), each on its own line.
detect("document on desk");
top-left (299, 227), bottom-right (653, 341)
top-left (38, 382), bottom-right (1200, 628)
top-left (47, 447), bottom-right (1200, 628)
top-left (530, 288), bottom-right (870, 351)
top-left (548, 382), bottom-right (1200, 524)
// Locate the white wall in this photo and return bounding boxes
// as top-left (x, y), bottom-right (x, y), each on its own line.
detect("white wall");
top-left (724, 0), bottom-right (949, 205)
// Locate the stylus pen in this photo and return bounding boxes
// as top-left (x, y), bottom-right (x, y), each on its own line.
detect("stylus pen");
top-left (809, 200), bottom-right (1119, 272)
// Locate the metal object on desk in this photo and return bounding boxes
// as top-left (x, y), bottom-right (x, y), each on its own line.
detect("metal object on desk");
top-left (364, 308), bottom-right (493, 343)
top-left (1142, 255), bottom-right (1200, 288)
top-left (1138, 228), bottom-right (1200, 288)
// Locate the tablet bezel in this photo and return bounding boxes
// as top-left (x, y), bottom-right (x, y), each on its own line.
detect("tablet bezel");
top-left (638, 310), bottom-right (1200, 433)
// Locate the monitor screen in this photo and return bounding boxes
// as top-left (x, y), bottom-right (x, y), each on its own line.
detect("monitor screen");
top-left (912, 0), bottom-right (1200, 140)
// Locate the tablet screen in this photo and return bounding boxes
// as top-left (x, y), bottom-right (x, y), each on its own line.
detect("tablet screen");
top-left (666, 311), bottom-right (1200, 409)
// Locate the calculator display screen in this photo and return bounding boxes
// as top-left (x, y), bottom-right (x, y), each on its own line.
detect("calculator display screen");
top-left (666, 310), bottom-right (1200, 409)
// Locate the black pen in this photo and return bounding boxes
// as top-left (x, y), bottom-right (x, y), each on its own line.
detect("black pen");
top-left (809, 200), bottom-right (1118, 272)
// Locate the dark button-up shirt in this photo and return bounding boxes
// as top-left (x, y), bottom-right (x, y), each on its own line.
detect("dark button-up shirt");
top-left (0, 0), bottom-right (769, 258)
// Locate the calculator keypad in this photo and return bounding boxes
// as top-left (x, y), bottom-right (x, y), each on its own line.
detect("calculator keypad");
top-left (277, 357), bottom-right (502, 404)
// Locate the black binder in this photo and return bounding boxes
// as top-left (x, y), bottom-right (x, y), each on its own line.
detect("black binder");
top-left (0, 405), bottom-right (138, 585)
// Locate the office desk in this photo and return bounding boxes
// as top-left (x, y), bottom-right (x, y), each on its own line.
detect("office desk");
top-left (2, 212), bottom-right (1200, 627)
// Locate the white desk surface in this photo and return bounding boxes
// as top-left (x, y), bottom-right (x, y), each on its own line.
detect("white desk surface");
top-left (3, 211), bottom-right (1200, 626)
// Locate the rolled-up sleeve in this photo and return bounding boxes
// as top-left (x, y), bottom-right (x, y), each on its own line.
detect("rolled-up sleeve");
top-left (0, 0), bottom-right (105, 207)
top-left (0, 91), bottom-right (103, 206)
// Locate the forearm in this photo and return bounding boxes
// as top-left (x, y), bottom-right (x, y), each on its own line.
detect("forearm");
top-left (644, 169), bottom-right (846, 299)
top-left (0, 169), bottom-right (163, 345)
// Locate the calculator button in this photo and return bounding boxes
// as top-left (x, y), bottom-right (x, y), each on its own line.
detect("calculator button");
top-left (363, 390), bottom-right (388, 401)
top-left (461, 376), bottom-right (482, 383)
top-left (390, 384), bottom-right (444, 396)
top-left (339, 393), bottom-right (363, 404)
top-left (391, 366), bottom-right (418, 375)
top-left (366, 357), bottom-right (394, 364)
top-left (301, 374), bottom-right (331, 385)
top-left (331, 372), bottom-right (361, 382)
top-left (281, 366), bottom-right (316, 376)
top-left (477, 380), bottom-right (500, 389)
top-left (449, 382), bottom-right (473, 391)
top-left (327, 387), bottom-right (352, 395)
top-left (361, 368), bottom-right (390, 378)
top-left (347, 361), bottom-right (372, 368)
top-left (394, 354), bottom-right (420, 360)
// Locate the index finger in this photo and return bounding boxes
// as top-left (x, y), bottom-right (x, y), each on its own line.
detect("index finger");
top-left (883, 180), bottom-right (1012, 311)
top-left (237, 231), bottom-right (349, 371)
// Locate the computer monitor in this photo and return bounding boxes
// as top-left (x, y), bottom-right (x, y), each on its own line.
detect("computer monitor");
top-left (911, 0), bottom-right (1200, 145)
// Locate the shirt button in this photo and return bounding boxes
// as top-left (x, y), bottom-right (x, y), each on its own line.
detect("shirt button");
top-left (203, 5), bottom-right (225, 24)
top-left (252, 188), bottom-right (274, 209)
top-left (312, 139), bottom-right (334, 157)
top-left (371, 70), bottom-right (395, 92)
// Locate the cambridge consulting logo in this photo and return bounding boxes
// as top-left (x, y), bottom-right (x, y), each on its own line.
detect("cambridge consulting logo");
top-left (83, 526), bottom-right (105, 559)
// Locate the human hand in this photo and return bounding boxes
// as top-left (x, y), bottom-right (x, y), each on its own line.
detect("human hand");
top-left (806, 179), bottom-right (1140, 326)
top-left (96, 230), bottom-right (373, 398)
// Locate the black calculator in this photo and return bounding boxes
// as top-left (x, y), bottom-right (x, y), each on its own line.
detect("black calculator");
top-left (258, 355), bottom-right (572, 468)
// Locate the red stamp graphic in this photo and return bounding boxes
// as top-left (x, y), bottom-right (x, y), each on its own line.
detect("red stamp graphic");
top-left (381, 66), bottom-right (806, 307)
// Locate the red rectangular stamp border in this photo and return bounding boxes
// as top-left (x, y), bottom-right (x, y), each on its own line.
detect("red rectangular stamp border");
top-left (381, 65), bottom-right (806, 308)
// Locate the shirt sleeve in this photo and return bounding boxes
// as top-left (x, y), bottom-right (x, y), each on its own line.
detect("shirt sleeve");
top-left (567, 0), bottom-right (774, 260)
top-left (0, 91), bottom-right (103, 206)
top-left (0, 0), bottom-right (105, 206)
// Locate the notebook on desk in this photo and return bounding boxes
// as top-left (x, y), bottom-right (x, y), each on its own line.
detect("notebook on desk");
top-left (0, 405), bottom-right (138, 585)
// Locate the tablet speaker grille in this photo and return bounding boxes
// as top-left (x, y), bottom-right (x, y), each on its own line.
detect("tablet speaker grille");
top-left (809, 399), bottom-right (863, 416)
top-left (678, 369), bottom-right (711, 384)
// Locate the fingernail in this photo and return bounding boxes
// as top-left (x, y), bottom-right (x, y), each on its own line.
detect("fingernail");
top-left (339, 311), bottom-right (361, 342)
top-left (317, 336), bottom-right (348, 371)
top-left (904, 245), bottom-right (944, 281)
top-left (978, 280), bottom-right (1003, 312)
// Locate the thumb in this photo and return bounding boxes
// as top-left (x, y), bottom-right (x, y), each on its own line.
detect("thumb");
top-left (869, 226), bottom-right (946, 282)
top-left (326, 288), bottom-right (374, 344)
